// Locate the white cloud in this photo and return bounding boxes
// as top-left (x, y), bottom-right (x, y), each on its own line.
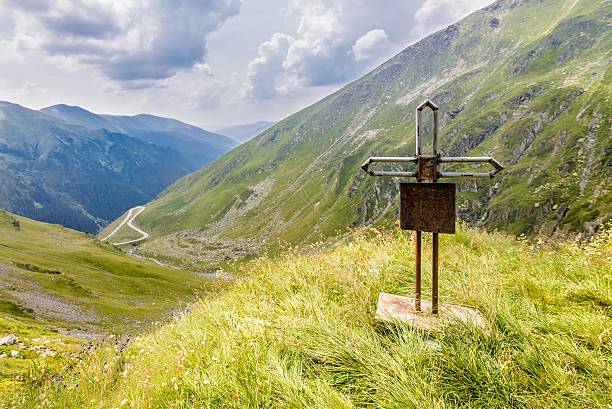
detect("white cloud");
top-left (189, 79), bottom-right (231, 109)
top-left (0, 0), bottom-right (497, 127)
top-left (412, 0), bottom-right (492, 38)
top-left (245, 0), bottom-right (419, 97)
top-left (245, 32), bottom-right (294, 99)
top-left (3, 80), bottom-right (49, 99)
top-left (3, 0), bottom-right (241, 84)
top-left (0, 13), bottom-right (15, 40)
top-left (352, 29), bottom-right (389, 62)
top-left (194, 63), bottom-right (215, 77)
top-left (244, 0), bottom-right (494, 100)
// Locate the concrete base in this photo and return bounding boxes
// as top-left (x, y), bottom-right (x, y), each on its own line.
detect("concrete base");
top-left (375, 292), bottom-right (487, 331)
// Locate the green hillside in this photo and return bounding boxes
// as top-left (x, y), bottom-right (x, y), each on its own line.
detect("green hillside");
top-left (7, 225), bottom-right (611, 407)
top-left (0, 210), bottom-right (218, 379)
top-left (108, 0), bottom-right (611, 267)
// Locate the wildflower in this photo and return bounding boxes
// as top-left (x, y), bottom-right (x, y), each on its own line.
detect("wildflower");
top-left (120, 398), bottom-right (128, 406)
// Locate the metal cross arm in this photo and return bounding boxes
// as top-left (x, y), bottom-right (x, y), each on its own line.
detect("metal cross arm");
top-left (438, 156), bottom-right (504, 179)
top-left (361, 156), bottom-right (417, 178)
top-left (361, 155), bottom-right (504, 179)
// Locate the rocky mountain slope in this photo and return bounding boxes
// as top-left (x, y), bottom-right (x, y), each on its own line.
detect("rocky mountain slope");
top-left (41, 104), bottom-right (237, 170)
top-left (0, 102), bottom-right (194, 232)
top-left (120, 0), bottom-right (610, 266)
top-left (214, 121), bottom-right (276, 144)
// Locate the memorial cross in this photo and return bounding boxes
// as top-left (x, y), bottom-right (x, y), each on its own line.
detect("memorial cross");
top-left (361, 99), bottom-right (504, 317)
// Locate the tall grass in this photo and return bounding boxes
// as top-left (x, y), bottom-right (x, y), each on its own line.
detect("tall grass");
top-left (2, 225), bottom-right (610, 408)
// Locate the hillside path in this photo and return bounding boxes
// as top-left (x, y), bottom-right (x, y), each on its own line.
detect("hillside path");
top-left (100, 206), bottom-right (149, 246)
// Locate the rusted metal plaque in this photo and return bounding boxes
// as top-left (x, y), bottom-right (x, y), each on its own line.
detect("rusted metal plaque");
top-left (400, 183), bottom-right (455, 233)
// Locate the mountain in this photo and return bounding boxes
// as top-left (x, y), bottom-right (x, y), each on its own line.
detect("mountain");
top-left (0, 101), bottom-right (193, 233)
top-left (41, 104), bottom-right (237, 170)
top-left (214, 121), bottom-right (275, 144)
top-left (108, 0), bottom-right (611, 266)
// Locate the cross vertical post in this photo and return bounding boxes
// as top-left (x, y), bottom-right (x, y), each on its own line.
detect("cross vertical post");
top-left (414, 230), bottom-right (421, 311)
top-left (432, 232), bottom-right (439, 314)
top-left (416, 100), bottom-right (441, 313)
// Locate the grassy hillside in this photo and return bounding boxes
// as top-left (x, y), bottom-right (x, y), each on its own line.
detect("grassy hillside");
top-left (0, 210), bottom-right (222, 379)
top-left (6, 225), bottom-right (611, 407)
top-left (109, 0), bottom-right (611, 267)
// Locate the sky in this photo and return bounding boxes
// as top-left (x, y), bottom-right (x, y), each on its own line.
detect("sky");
top-left (0, 0), bottom-right (492, 129)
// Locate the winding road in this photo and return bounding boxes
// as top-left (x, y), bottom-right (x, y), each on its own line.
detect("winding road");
top-left (100, 206), bottom-right (149, 246)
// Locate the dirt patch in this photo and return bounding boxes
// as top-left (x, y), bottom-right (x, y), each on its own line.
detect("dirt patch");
top-left (0, 264), bottom-right (99, 328)
top-left (137, 178), bottom-right (277, 267)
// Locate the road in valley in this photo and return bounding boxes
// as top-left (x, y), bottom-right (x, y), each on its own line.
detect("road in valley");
top-left (100, 206), bottom-right (149, 246)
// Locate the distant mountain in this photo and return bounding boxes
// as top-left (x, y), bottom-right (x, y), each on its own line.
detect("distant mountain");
top-left (124, 0), bottom-right (610, 266)
top-left (0, 101), bottom-right (193, 233)
top-left (41, 104), bottom-right (237, 170)
top-left (214, 121), bottom-right (275, 144)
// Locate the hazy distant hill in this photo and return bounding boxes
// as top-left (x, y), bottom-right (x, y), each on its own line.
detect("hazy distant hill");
top-left (41, 104), bottom-right (237, 170)
top-left (109, 0), bottom-right (610, 266)
top-left (0, 101), bottom-right (193, 232)
top-left (214, 121), bottom-right (275, 143)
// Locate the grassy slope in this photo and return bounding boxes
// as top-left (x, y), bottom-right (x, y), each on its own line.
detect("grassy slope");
top-left (108, 0), bottom-right (610, 268)
top-left (6, 225), bottom-right (611, 407)
top-left (0, 211), bottom-right (222, 379)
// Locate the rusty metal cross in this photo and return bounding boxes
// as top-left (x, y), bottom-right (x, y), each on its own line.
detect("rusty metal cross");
top-left (361, 99), bottom-right (504, 316)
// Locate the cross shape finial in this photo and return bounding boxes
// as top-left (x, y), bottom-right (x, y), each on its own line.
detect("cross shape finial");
top-left (416, 99), bottom-right (439, 111)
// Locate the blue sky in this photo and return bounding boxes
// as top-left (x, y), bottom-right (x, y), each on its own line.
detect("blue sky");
top-left (0, 0), bottom-right (491, 128)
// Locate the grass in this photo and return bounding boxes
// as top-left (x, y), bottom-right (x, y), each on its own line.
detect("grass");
top-left (0, 211), bottom-right (226, 381)
top-left (3, 224), bottom-right (610, 408)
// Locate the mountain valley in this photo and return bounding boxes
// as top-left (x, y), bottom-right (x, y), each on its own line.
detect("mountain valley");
top-left (108, 0), bottom-right (611, 267)
top-left (0, 102), bottom-right (236, 233)
top-left (0, 0), bottom-right (610, 406)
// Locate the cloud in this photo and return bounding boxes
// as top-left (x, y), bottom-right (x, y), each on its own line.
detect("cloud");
top-left (246, 32), bottom-right (294, 99)
top-left (14, 81), bottom-right (48, 97)
top-left (4, 0), bottom-right (241, 84)
top-left (192, 82), bottom-right (229, 109)
top-left (245, 0), bottom-right (420, 97)
top-left (39, 2), bottom-right (120, 39)
top-left (0, 14), bottom-right (15, 40)
top-left (352, 29), bottom-right (389, 62)
top-left (412, 0), bottom-right (492, 38)
top-left (245, 0), bottom-right (494, 100)
top-left (3, 0), bottom-right (50, 12)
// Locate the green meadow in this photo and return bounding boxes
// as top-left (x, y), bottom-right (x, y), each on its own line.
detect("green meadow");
top-left (3, 224), bottom-right (609, 408)
top-left (0, 211), bottom-right (224, 381)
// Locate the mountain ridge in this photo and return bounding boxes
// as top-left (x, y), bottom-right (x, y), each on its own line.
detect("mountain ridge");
top-left (41, 104), bottom-right (237, 170)
top-left (214, 121), bottom-right (276, 144)
top-left (0, 101), bottom-right (194, 232)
